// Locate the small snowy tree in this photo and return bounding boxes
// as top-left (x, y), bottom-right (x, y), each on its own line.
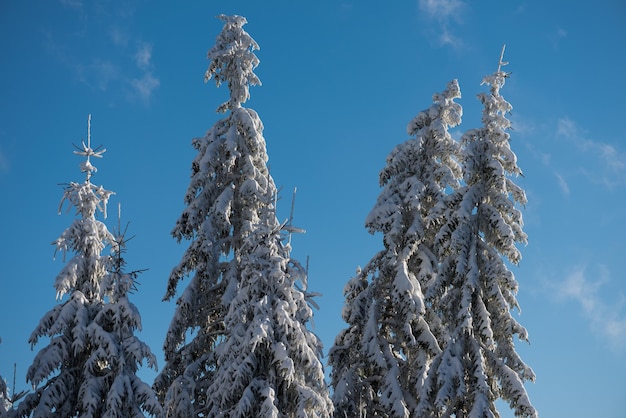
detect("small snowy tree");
top-left (329, 81), bottom-right (463, 417)
top-left (417, 48), bottom-right (536, 418)
top-left (16, 117), bottom-right (161, 418)
top-left (81, 216), bottom-right (163, 418)
top-left (156, 15), bottom-right (332, 417)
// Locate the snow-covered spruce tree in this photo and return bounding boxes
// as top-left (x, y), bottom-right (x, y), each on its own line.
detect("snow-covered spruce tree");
top-left (329, 81), bottom-right (463, 417)
top-left (82, 217), bottom-right (163, 418)
top-left (204, 192), bottom-right (332, 417)
top-left (417, 49), bottom-right (536, 418)
top-left (156, 15), bottom-right (332, 417)
top-left (16, 117), bottom-right (161, 418)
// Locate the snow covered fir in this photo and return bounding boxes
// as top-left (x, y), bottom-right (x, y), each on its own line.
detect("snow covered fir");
top-left (0, 15), bottom-right (536, 418)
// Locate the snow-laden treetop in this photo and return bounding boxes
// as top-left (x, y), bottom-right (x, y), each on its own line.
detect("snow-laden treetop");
top-left (59, 115), bottom-right (113, 221)
top-left (53, 115), bottom-right (114, 301)
top-left (205, 14), bottom-right (261, 113)
top-left (73, 114), bottom-right (106, 182)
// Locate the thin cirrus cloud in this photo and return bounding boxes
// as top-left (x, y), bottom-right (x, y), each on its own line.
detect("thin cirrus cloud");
top-left (49, 2), bottom-right (160, 104)
top-left (550, 27), bottom-right (568, 49)
top-left (108, 33), bottom-right (159, 103)
top-left (131, 72), bottom-right (160, 103)
top-left (73, 41), bottom-right (159, 103)
top-left (554, 172), bottom-right (570, 196)
top-left (129, 42), bottom-right (160, 102)
top-left (556, 117), bottom-right (626, 188)
top-left (509, 114), bottom-right (573, 196)
top-left (134, 43), bottom-right (153, 71)
top-left (558, 265), bottom-right (626, 352)
top-left (417, 0), bottom-right (466, 47)
top-left (419, 0), bottom-right (464, 19)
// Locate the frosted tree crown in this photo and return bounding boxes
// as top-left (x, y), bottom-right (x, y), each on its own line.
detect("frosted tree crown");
top-left (205, 14), bottom-right (261, 113)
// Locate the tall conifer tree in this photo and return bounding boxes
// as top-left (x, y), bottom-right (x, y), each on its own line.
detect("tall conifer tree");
top-left (17, 117), bottom-right (161, 418)
top-left (156, 15), bottom-right (332, 417)
top-left (418, 48), bottom-right (536, 418)
top-left (330, 81), bottom-right (463, 417)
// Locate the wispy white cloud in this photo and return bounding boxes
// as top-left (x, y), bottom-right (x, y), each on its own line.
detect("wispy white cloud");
top-left (131, 72), bottom-right (160, 103)
top-left (598, 143), bottom-right (626, 172)
top-left (438, 27), bottom-right (461, 48)
top-left (556, 117), bottom-right (575, 137)
top-left (512, 115), bottom-right (573, 194)
top-left (419, 0), bottom-right (464, 20)
top-left (557, 266), bottom-right (626, 352)
top-left (554, 172), bottom-right (570, 196)
top-left (418, 0), bottom-right (466, 47)
top-left (46, 3), bottom-right (159, 104)
top-left (523, 139), bottom-right (551, 167)
top-left (556, 117), bottom-right (626, 188)
top-left (129, 42), bottom-right (158, 102)
top-left (134, 43), bottom-right (152, 70)
top-left (550, 27), bottom-right (568, 49)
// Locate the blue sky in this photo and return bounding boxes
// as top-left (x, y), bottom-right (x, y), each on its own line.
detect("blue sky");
top-left (1, 1), bottom-right (625, 416)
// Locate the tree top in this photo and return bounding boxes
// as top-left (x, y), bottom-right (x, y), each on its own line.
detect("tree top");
top-left (73, 114), bottom-right (106, 181)
top-left (205, 14), bottom-right (262, 113)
